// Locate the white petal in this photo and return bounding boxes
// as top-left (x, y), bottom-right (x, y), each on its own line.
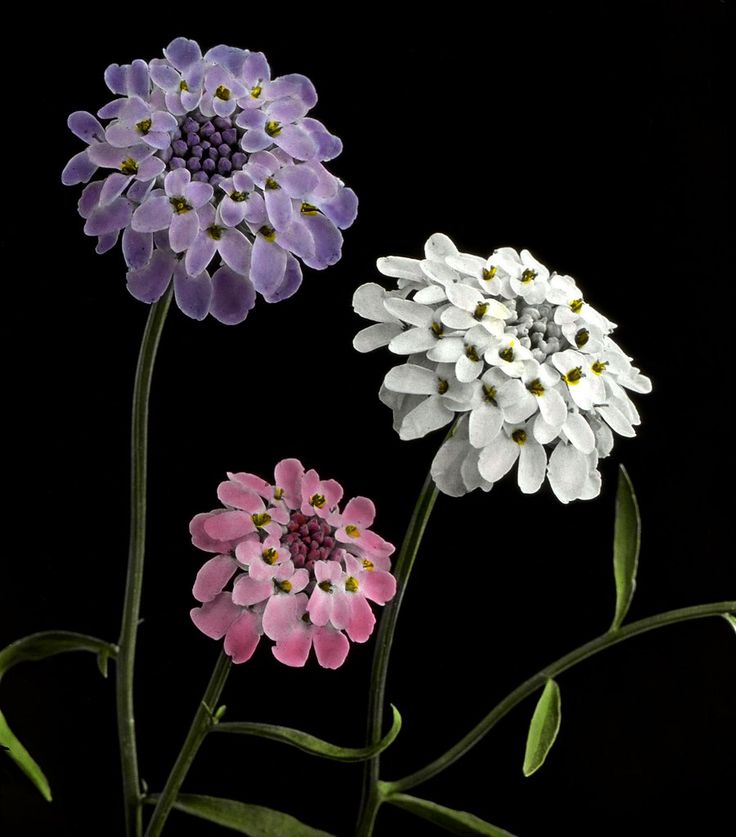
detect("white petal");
top-left (388, 328), bottom-right (437, 355)
top-left (399, 396), bottom-right (454, 440)
top-left (597, 403), bottom-right (635, 437)
top-left (579, 464), bottom-right (602, 500)
top-left (547, 442), bottom-right (587, 503)
top-left (446, 283), bottom-right (481, 312)
top-left (353, 283), bottom-right (397, 323)
top-left (420, 260), bottom-right (458, 286)
top-left (384, 364), bottom-right (437, 395)
top-left (469, 403), bottom-right (503, 448)
top-left (504, 392), bottom-right (537, 424)
top-left (563, 413), bottom-right (596, 454)
top-left (426, 337), bottom-right (465, 362)
top-left (431, 436), bottom-right (471, 498)
top-left (376, 256), bottom-right (423, 280)
top-left (518, 441), bottom-right (547, 494)
top-left (414, 285), bottom-right (448, 304)
top-left (478, 434), bottom-right (519, 483)
top-left (456, 354), bottom-right (484, 383)
top-left (353, 323), bottom-right (403, 353)
top-left (383, 297), bottom-right (433, 327)
top-left (537, 386), bottom-right (567, 428)
top-left (446, 253), bottom-right (485, 276)
top-left (461, 447), bottom-right (493, 492)
top-left (441, 306), bottom-right (476, 330)
top-left (424, 232), bottom-right (459, 261)
top-left (533, 413), bottom-right (562, 444)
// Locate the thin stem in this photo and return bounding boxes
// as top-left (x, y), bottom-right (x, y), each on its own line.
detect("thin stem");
top-left (355, 469), bottom-right (440, 836)
top-left (387, 600), bottom-right (736, 794)
top-left (117, 290), bottom-right (172, 837)
top-left (144, 651), bottom-right (232, 837)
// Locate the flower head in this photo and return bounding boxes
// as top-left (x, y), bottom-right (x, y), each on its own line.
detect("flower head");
top-left (190, 459), bottom-right (396, 668)
top-left (354, 234), bottom-right (651, 504)
top-left (64, 38), bottom-right (357, 324)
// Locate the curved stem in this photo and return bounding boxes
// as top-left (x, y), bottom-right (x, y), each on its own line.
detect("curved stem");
top-left (144, 651), bottom-right (232, 837)
top-left (117, 291), bottom-right (172, 837)
top-left (387, 600), bottom-right (736, 794)
top-left (355, 469), bottom-right (440, 836)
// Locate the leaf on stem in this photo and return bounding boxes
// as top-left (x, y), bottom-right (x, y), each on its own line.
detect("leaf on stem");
top-left (213, 703), bottom-right (402, 763)
top-left (0, 631), bottom-right (118, 684)
top-left (386, 793), bottom-right (517, 836)
top-left (722, 614), bottom-right (736, 635)
top-left (144, 793), bottom-right (334, 836)
top-left (522, 679), bottom-right (561, 777)
top-left (610, 465), bottom-right (641, 631)
top-left (0, 709), bottom-right (52, 801)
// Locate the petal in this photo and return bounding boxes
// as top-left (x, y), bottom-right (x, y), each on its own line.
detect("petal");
top-left (274, 124), bottom-right (317, 160)
top-left (261, 252), bottom-right (302, 303)
top-left (383, 298), bottom-right (433, 328)
top-left (174, 263), bottom-right (212, 321)
top-left (320, 187), bottom-right (358, 229)
top-left (232, 575), bottom-right (273, 606)
top-left (122, 227), bottom-right (153, 270)
top-left (547, 442), bottom-right (588, 503)
top-left (193, 555), bottom-right (238, 602)
top-left (312, 628), bottom-right (350, 669)
top-left (61, 150), bottom-right (97, 186)
top-left (518, 441), bottom-right (547, 494)
top-left (563, 413), bottom-right (596, 454)
top-left (210, 265), bottom-right (257, 325)
top-left (272, 628), bottom-right (312, 667)
top-left (251, 236), bottom-right (287, 296)
top-left (399, 396), bottom-right (454, 441)
top-left (342, 497), bottom-right (376, 528)
top-left (83, 198), bottom-right (133, 236)
top-left (431, 436), bottom-right (471, 498)
top-left (388, 328), bottom-right (437, 355)
top-left (478, 434), bottom-right (519, 483)
top-left (597, 403), bottom-right (635, 437)
top-left (132, 196), bottom-right (173, 233)
top-left (346, 595), bottom-right (376, 643)
top-left (218, 228), bottom-right (251, 274)
top-left (278, 164), bottom-right (319, 198)
top-left (263, 595), bottom-right (300, 641)
top-left (224, 611), bottom-right (261, 664)
top-left (361, 571), bottom-right (396, 606)
top-left (384, 364), bottom-right (437, 395)
top-left (185, 232), bottom-right (218, 276)
top-left (353, 323), bottom-right (403, 353)
top-left (169, 210), bottom-right (199, 252)
top-left (203, 510), bottom-right (254, 540)
top-left (301, 213), bottom-right (343, 269)
top-left (537, 386), bottom-right (567, 428)
top-left (264, 187), bottom-right (293, 230)
top-left (68, 110), bottom-right (105, 143)
top-left (190, 593), bottom-right (240, 640)
top-left (99, 172), bottom-right (133, 206)
top-left (469, 403), bottom-right (503, 448)
top-left (424, 232), bottom-right (459, 261)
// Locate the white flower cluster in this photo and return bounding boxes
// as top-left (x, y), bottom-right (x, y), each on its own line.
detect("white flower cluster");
top-left (353, 234), bottom-right (651, 503)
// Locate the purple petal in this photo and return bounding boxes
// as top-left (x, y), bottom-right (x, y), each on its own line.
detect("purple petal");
top-left (219, 197), bottom-right (247, 227)
top-left (127, 248), bottom-right (176, 303)
top-left (236, 109), bottom-right (266, 130)
top-left (128, 179), bottom-right (155, 202)
top-left (251, 236), bottom-right (287, 295)
top-left (264, 74), bottom-right (317, 108)
top-left (150, 111), bottom-right (178, 132)
top-left (243, 51), bottom-right (270, 86)
top-left (61, 150), bottom-right (96, 186)
top-left (136, 157), bottom-right (165, 181)
top-left (264, 187), bottom-right (293, 230)
top-left (165, 167), bottom-right (191, 197)
top-left (277, 218), bottom-right (314, 260)
top-left (267, 98), bottom-right (308, 123)
top-left (122, 227), bottom-right (153, 269)
top-left (99, 172), bottom-right (132, 206)
top-left (68, 111), bottom-right (105, 144)
top-left (105, 123), bottom-right (140, 148)
top-left (262, 253), bottom-right (302, 303)
top-left (219, 228), bottom-right (252, 274)
top-left (128, 60), bottom-right (150, 98)
top-left (240, 129), bottom-right (270, 153)
top-left (210, 265), bottom-right (256, 325)
top-left (205, 44), bottom-right (246, 76)
top-left (169, 210), bottom-right (199, 252)
top-left (132, 196), bottom-right (173, 233)
top-left (96, 231), bottom-right (119, 254)
top-left (174, 261), bottom-right (212, 320)
top-left (84, 198), bottom-right (133, 236)
top-left (165, 37), bottom-right (202, 71)
top-left (104, 63), bottom-right (126, 94)
top-left (142, 131), bottom-right (173, 151)
top-left (78, 181), bottom-right (103, 217)
top-left (274, 124), bottom-right (316, 161)
top-left (185, 231), bottom-right (218, 276)
top-left (213, 95), bottom-right (236, 118)
top-left (149, 60), bottom-right (180, 90)
top-left (302, 214), bottom-right (343, 269)
top-left (278, 165), bottom-right (319, 198)
top-left (320, 187), bottom-right (358, 229)
top-left (302, 118), bottom-right (343, 161)
top-left (242, 193), bottom-right (268, 226)
top-left (185, 180), bottom-right (214, 209)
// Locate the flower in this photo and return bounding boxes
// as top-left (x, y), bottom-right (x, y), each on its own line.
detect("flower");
top-left (64, 38), bottom-right (357, 324)
top-left (354, 234), bottom-right (651, 503)
top-left (190, 459), bottom-right (396, 668)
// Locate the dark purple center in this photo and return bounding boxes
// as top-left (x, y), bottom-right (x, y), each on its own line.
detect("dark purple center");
top-left (167, 113), bottom-right (246, 183)
top-left (284, 512), bottom-right (338, 569)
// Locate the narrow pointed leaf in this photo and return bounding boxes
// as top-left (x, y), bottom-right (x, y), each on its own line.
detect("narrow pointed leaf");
top-left (386, 793), bottom-right (517, 836)
top-left (145, 793), bottom-right (334, 836)
top-left (610, 465), bottom-right (641, 630)
top-left (0, 631), bottom-right (118, 683)
top-left (723, 614), bottom-right (736, 635)
top-left (212, 703), bottom-right (401, 763)
top-left (523, 678), bottom-right (561, 777)
top-left (0, 709), bottom-right (52, 801)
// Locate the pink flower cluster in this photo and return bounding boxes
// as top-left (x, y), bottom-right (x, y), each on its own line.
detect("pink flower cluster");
top-left (190, 459), bottom-right (396, 669)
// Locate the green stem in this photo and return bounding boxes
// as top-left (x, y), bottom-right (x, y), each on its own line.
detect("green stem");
top-left (355, 469), bottom-right (440, 836)
top-left (117, 290), bottom-right (172, 837)
top-left (144, 651), bottom-right (232, 837)
top-left (386, 600), bottom-right (736, 794)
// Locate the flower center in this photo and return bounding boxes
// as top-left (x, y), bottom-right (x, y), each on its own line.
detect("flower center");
top-left (265, 120), bottom-right (282, 137)
top-left (318, 580), bottom-right (334, 593)
top-left (474, 302), bottom-right (489, 320)
top-left (570, 298), bottom-right (584, 314)
top-left (344, 524), bottom-right (360, 538)
top-left (483, 265), bottom-right (497, 281)
top-left (521, 269), bottom-right (537, 284)
top-left (512, 429), bottom-right (527, 445)
top-left (167, 112), bottom-right (245, 184)
top-left (259, 225), bottom-right (277, 242)
top-left (465, 344), bottom-right (480, 362)
top-left (437, 378), bottom-right (449, 395)
top-left (362, 558), bottom-right (374, 571)
top-left (169, 196), bottom-right (192, 214)
top-left (431, 321), bottom-right (444, 338)
top-left (251, 512), bottom-right (271, 528)
top-left (591, 360), bottom-right (608, 375)
top-left (265, 176), bottom-right (280, 190)
top-left (136, 118), bottom-right (152, 135)
top-left (563, 367), bottom-right (584, 385)
top-left (120, 158), bottom-right (138, 176)
top-left (230, 190), bottom-right (248, 202)
top-left (215, 85), bottom-right (231, 101)
top-left (499, 346), bottom-right (515, 362)
top-left (262, 548), bottom-right (278, 565)
top-left (345, 577), bottom-right (359, 593)
top-left (274, 578), bottom-right (292, 593)
top-left (575, 328), bottom-right (589, 348)
top-left (527, 378), bottom-right (545, 396)
top-left (300, 202), bottom-right (319, 215)
top-left (310, 493), bottom-right (326, 508)
top-left (207, 225), bottom-right (223, 240)
top-left (284, 511), bottom-right (338, 569)
top-left (483, 384), bottom-right (497, 404)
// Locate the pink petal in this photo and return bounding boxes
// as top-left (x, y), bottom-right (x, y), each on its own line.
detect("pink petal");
top-left (224, 611), bottom-right (261, 663)
top-left (330, 592), bottom-right (351, 630)
top-left (234, 538), bottom-right (263, 566)
top-left (359, 531), bottom-right (396, 560)
top-left (217, 480), bottom-right (263, 512)
top-left (274, 458), bottom-right (305, 508)
top-left (313, 627), bottom-right (350, 669)
top-left (228, 471), bottom-right (271, 496)
top-left (361, 571), bottom-right (397, 605)
top-left (306, 588), bottom-right (331, 626)
top-left (232, 575), bottom-right (273, 606)
top-left (346, 594), bottom-right (376, 643)
top-left (190, 593), bottom-right (240, 639)
top-left (192, 555), bottom-right (238, 602)
top-left (190, 512), bottom-right (234, 553)
top-left (342, 496), bottom-right (376, 528)
top-left (203, 510), bottom-right (254, 541)
top-left (272, 629), bottom-right (312, 667)
top-left (262, 594), bottom-right (300, 641)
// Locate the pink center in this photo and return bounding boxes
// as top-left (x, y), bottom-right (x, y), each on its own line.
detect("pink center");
top-left (284, 512), bottom-right (337, 569)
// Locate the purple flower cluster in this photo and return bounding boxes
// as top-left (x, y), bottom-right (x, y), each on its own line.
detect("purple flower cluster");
top-left (63, 38), bottom-right (357, 324)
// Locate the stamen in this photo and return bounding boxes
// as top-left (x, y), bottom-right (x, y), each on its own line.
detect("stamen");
top-left (215, 85), bottom-right (231, 101)
top-left (262, 548), bottom-right (278, 565)
top-left (251, 512), bottom-right (272, 528)
top-left (265, 177), bottom-right (280, 190)
top-left (169, 196), bottom-right (192, 214)
top-left (521, 269), bottom-right (537, 284)
top-left (570, 298), bottom-right (584, 314)
top-left (591, 360), bottom-right (608, 375)
top-left (483, 265), bottom-right (498, 281)
top-left (575, 328), bottom-right (589, 348)
top-left (362, 558), bottom-right (375, 571)
top-left (207, 225), bottom-right (223, 241)
top-left (310, 493), bottom-right (326, 508)
top-left (431, 321), bottom-right (444, 338)
top-left (318, 580), bottom-right (333, 593)
top-left (300, 202), bottom-right (319, 215)
top-left (120, 158), bottom-right (138, 176)
top-left (259, 225), bottom-right (277, 242)
top-left (527, 378), bottom-right (545, 396)
top-left (274, 578), bottom-right (292, 593)
top-left (563, 367), bottom-right (584, 385)
top-left (265, 120), bottom-right (282, 137)
top-left (483, 384), bottom-right (497, 404)
top-left (345, 577), bottom-right (359, 593)
top-left (230, 190), bottom-right (248, 202)
top-left (437, 378), bottom-right (449, 395)
top-left (474, 302), bottom-right (489, 320)
top-left (136, 118), bottom-right (152, 135)
top-left (512, 429), bottom-right (527, 445)
top-left (499, 346), bottom-right (515, 362)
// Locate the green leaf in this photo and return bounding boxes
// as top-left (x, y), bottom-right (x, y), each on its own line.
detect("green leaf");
top-left (610, 465), bottom-right (641, 631)
top-left (213, 703), bottom-right (401, 763)
top-left (722, 614), bottom-right (736, 635)
top-left (0, 709), bottom-right (52, 801)
top-left (386, 793), bottom-right (517, 836)
top-left (0, 631), bottom-right (118, 684)
top-left (145, 793), bottom-right (334, 836)
top-left (522, 678), bottom-right (561, 777)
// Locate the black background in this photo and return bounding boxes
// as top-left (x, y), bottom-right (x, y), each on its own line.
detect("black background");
top-left (2, 3), bottom-right (734, 835)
